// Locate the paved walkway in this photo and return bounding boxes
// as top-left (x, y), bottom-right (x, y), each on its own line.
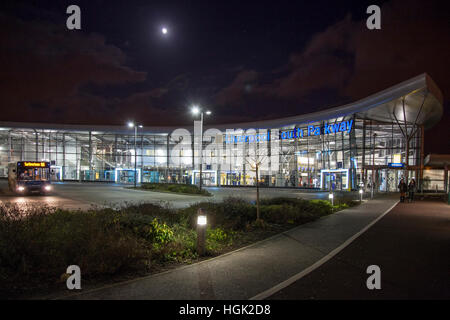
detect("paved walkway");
top-left (57, 195), bottom-right (399, 300)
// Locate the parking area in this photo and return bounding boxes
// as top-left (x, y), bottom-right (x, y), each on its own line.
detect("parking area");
top-left (0, 180), bottom-right (331, 210)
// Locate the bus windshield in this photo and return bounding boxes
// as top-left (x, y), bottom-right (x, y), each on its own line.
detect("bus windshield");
top-left (18, 167), bottom-right (50, 181)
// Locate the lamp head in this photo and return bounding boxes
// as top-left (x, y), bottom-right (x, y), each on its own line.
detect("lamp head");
top-left (191, 106), bottom-right (200, 115)
top-left (197, 215), bottom-right (207, 226)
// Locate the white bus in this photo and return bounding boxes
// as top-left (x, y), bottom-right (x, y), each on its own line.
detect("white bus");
top-left (8, 161), bottom-right (53, 195)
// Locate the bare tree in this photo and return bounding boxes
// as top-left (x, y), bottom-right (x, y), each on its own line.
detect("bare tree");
top-left (245, 138), bottom-right (269, 222)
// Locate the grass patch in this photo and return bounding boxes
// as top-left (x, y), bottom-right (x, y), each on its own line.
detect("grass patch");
top-left (0, 196), bottom-right (358, 298)
top-left (137, 183), bottom-right (212, 196)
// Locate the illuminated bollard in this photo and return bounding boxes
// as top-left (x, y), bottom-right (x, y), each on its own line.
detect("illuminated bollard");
top-left (328, 193), bottom-right (334, 206)
top-left (359, 189), bottom-right (363, 203)
top-left (197, 209), bottom-right (207, 256)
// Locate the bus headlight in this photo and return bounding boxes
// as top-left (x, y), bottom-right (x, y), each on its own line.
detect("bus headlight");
top-left (44, 185), bottom-right (52, 191)
top-left (17, 186), bottom-right (25, 192)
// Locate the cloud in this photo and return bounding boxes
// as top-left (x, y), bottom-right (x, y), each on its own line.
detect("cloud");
top-left (214, 0), bottom-right (450, 119)
top-left (215, 70), bottom-right (259, 106)
top-left (0, 13), bottom-right (148, 124)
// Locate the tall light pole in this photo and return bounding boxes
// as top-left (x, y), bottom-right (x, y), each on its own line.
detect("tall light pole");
top-left (128, 122), bottom-right (143, 188)
top-left (191, 106), bottom-right (211, 191)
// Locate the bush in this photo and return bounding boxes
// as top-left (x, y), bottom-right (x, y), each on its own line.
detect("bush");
top-left (140, 183), bottom-right (212, 196)
top-left (206, 227), bottom-right (234, 254)
top-left (179, 197), bottom-right (257, 231)
top-left (0, 194), bottom-right (359, 297)
top-left (0, 204), bottom-right (150, 296)
top-left (156, 224), bottom-right (197, 262)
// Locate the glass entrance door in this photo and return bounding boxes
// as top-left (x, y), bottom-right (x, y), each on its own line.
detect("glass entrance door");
top-left (320, 169), bottom-right (349, 190)
top-left (191, 170), bottom-right (217, 186)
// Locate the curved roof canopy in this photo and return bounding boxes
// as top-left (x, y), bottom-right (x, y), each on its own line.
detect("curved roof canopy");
top-left (0, 73), bottom-right (443, 134)
top-left (212, 73), bottom-right (443, 131)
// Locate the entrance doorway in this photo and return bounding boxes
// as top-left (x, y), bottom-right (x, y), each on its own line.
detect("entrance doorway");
top-left (50, 166), bottom-right (62, 181)
top-left (115, 168), bottom-right (141, 184)
top-left (191, 170), bottom-right (217, 186)
top-left (320, 169), bottom-right (349, 191)
top-left (365, 168), bottom-right (406, 192)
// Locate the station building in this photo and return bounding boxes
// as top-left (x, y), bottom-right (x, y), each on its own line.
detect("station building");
top-left (0, 74), bottom-right (446, 192)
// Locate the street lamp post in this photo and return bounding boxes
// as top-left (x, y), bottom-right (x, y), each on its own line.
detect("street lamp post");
top-left (128, 122), bottom-right (143, 188)
top-left (191, 106), bottom-right (211, 192)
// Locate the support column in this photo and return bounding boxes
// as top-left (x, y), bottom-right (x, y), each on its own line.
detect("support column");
top-left (62, 133), bottom-right (66, 180)
top-left (35, 130), bottom-right (39, 161)
top-left (166, 134), bottom-right (170, 183)
top-left (444, 165), bottom-right (448, 194)
top-left (8, 131), bottom-right (12, 163)
top-left (419, 125), bottom-right (424, 193)
top-left (141, 135), bottom-right (144, 183)
top-left (362, 121), bottom-right (366, 187)
top-left (88, 131), bottom-right (93, 181)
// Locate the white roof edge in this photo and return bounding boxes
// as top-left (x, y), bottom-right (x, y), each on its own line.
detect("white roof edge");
top-left (0, 74), bottom-right (443, 134)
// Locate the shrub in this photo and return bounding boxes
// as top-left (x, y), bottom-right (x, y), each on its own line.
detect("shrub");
top-left (206, 227), bottom-right (234, 254)
top-left (179, 197), bottom-right (257, 231)
top-left (140, 183), bottom-right (212, 196)
top-left (0, 194), bottom-right (359, 297)
top-left (308, 199), bottom-right (334, 216)
top-left (149, 218), bottom-right (174, 246)
top-left (157, 225), bottom-right (197, 262)
top-left (0, 204), bottom-right (150, 296)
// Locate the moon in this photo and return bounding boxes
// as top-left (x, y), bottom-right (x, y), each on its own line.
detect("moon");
top-left (161, 27), bottom-right (168, 35)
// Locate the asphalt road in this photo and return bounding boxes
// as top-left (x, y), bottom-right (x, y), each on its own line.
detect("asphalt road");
top-left (0, 180), bottom-right (329, 210)
top-left (268, 199), bottom-right (450, 300)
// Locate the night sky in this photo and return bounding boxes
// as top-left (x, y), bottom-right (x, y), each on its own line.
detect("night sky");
top-left (0, 0), bottom-right (449, 154)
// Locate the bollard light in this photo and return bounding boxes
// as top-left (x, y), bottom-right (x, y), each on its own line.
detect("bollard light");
top-left (328, 193), bottom-right (334, 207)
top-left (196, 209), bottom-right (207, 256)
top-left (197, 215), bottom-right (207, 226)
top-left (359, 189), bottom-right (363, 203)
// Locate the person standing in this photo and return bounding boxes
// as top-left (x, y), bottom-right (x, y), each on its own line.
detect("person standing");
top-left (398, 178), bottom-right (407, 202)
top-left (408, 178), bottom-right (416, 202)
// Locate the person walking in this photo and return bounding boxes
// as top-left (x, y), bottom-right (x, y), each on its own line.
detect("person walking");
top-left (408, 178), bottom-right (416, 202)
top-left (398, 178), bottom-right (407, 202)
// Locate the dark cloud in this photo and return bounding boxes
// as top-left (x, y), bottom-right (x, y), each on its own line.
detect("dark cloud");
top-left (212, 0), bottom-right (449, 153)
top-left (215, 0), bottom-right (449, 113)
top-left (0, 13), bottom-right (152, 125)
top-left (0, 0), bottom-right (448, 154)
top-left (215, 70), bottom-right (259, 106)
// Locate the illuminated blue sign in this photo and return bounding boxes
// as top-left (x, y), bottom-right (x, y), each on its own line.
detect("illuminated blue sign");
top-left (225, 131), bottom-right (270, 144)
top-left (225, 119), bottom-right (353, 144)
top-left (280, 119), bottom-right (353, 140)
top-left (388, 163), bottom-right (405, 168)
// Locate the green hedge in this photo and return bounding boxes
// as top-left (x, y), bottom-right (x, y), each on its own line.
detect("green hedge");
top-left (0, 196), bottom-right (358, 297)
top-left (140, 183), bottom-right (212, 196)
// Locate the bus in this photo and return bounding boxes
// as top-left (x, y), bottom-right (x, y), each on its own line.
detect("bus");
top-left (8, 161), bottom-right (52, 195)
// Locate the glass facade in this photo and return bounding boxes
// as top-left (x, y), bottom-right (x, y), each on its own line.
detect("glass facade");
top-left (0, 113), bottom-right (424, 192)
